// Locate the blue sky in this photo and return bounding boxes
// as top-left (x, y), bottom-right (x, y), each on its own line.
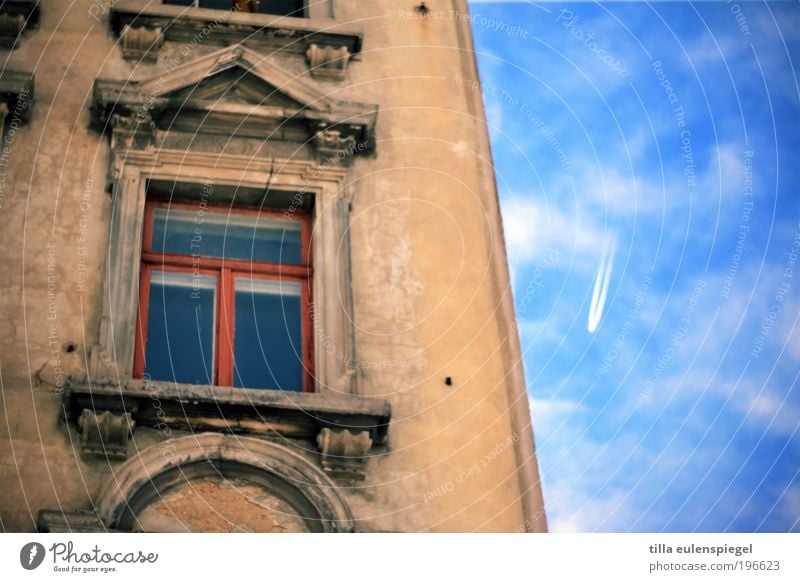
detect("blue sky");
top-left (469, 0), bottom-right (800, 532)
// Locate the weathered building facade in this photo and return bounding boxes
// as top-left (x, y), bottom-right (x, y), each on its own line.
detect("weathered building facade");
top-left (0, 0), bottom-right (546, 533)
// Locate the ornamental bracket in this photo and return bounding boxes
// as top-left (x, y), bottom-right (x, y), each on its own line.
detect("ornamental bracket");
top-left (316, 427), bottom-right (373, 481)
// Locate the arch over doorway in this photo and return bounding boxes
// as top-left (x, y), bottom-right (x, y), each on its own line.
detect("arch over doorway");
top-left (96, 433), bottom-right (355, 532)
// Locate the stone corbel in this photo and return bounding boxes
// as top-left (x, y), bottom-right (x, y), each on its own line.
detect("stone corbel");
top-left (110, 114), bottom-right (156, 151)
top-left (306, 43), bottom-right (351, 81)
top-left (120, 25), bottom-right (164, 63)
top-left (0, 0), bottom-right (39, 49)
top-left (313, 126), bottom-right (359, 164)
top-left (316, 427), bottom-right (373, 481)
top-left (78, 409), bottom-right (135, 460)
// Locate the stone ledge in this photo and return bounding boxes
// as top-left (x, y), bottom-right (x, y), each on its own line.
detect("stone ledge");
top-left (63, 378), bottom-right (391, 448)
top-left (109, 1), bottom-right (363, 56)
top-left (37, 510), bottom-right (112, 533)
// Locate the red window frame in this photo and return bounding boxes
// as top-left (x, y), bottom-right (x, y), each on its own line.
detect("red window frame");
top-left (133, 199), bottom-right (314, 392)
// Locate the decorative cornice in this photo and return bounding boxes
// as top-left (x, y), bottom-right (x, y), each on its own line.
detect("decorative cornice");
top-left (109, 1), bottom-right (362, 62)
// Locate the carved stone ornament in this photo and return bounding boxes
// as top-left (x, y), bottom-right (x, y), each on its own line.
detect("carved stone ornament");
top-left (313, 127), bottom-right (359, 163)
top-left (120, 25), bottom-right (164, 63)
top-left (110, 114), bottom-right (156, 151)
top-left (306, 43), bottom-right (351, 81)
top-left (317, 427), bottom-right (373, 481)
top-left (78, 409), bottom-right (135, 460)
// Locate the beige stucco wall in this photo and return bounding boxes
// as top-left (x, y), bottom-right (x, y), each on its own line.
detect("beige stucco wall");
top-left (0, 0), bottom-right (545, 532)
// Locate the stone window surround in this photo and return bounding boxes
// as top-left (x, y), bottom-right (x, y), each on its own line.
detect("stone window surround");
top-left (90, 148), bottom-right (360, 400)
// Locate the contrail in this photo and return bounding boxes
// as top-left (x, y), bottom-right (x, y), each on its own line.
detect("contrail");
top-left (587, 232), bottom-right (617, 333)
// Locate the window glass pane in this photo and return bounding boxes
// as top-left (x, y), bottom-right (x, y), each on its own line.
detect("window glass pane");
top-left (145, 270), bottom-right (216, 385)
top-left (165, 0), bottom-right (196, 6)
top-left (233, 277), bottom-right (303, 391)
top-left (257, 1), bottom-right (305, 16)
top-left (200, 0), bottom-right (234, 9)
top-left (152, 207), bottom-right (302, 264)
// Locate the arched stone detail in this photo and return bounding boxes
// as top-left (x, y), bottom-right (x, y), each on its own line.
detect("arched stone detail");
top-left (96, 433), bottom-right (355, 533)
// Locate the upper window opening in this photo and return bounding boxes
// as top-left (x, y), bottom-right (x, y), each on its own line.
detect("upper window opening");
top-left (134, 199), bottom-right (314, 392)
top-left (163, 0), bottom-right (307, 18)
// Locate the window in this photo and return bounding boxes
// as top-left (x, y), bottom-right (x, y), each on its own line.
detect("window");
top-left (163, 0), bottom-right (306, 17)
top-left (133, 199), bottom-right (314, 392)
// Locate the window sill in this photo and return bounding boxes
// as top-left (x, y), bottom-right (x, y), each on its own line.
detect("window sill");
top-left (110, 1), bottom-right (363, 57)
top-left (65, 377), bottom-right (389, 450)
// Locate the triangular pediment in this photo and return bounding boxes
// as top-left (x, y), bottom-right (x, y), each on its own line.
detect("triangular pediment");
top-left (167, 68), bottom-right (305, 110)
top-left (92, 44), bottom-right (378, 156)
top-left (136, 44), bottom-right (335, 112)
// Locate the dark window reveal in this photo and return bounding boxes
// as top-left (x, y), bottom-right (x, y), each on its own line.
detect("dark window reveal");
top-left (163, 0), bottom-right (306, 18)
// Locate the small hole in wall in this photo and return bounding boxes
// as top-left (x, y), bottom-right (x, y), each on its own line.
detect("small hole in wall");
top-left (444, 376), bottom-right (452, 386)
top-left (63, 343), bottom-right (76, 354)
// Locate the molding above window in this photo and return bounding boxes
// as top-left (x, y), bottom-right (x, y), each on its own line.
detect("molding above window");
top-left (109, 0), bottom-right (361, 78)
top-left (0, 0), bottom-right (39, 49)
top-left (92, 44), bottom-right (377, 159)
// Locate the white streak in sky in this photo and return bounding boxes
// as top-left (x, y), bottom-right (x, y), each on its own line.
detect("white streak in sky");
top-left (587, 232), bottom-right (617, 333)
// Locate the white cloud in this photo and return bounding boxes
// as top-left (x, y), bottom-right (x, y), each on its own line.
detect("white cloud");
top-left (501, 195), bottom-right (608, 269)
